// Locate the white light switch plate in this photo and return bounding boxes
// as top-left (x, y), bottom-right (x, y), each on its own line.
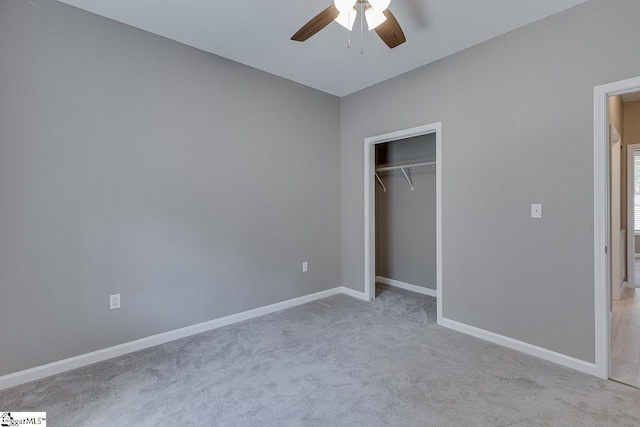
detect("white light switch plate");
top-left (531, 204), bottom-right (542, 219)
top-left (302, 262), bottom-right (308, 272)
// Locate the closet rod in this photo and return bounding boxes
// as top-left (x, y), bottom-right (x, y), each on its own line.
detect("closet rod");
top-left (375, 160), bottom-right (436, 173)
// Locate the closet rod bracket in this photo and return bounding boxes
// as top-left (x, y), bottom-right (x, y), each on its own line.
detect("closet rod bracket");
top-left (375, 172), bottom-right (387, 192)
top-left (400, 167), bottom-right (414, 191)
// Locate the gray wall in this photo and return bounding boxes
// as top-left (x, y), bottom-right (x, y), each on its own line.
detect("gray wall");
top-left (375, 135), bottom-right (436, 289)
top-left (341, 0), bottom-right (640, 363)
top-left (0, 0), bottom-right (341, 376)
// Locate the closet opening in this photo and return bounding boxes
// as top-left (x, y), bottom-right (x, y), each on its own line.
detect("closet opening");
top-left (364, 122), bottom-right (442, 323)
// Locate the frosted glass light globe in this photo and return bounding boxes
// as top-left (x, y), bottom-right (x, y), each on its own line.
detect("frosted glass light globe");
top-left (365, 7), bottom-right (387, 30)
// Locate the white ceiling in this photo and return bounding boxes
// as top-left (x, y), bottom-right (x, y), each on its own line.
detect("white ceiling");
top-left (58, 0), bottom-right (590, 97)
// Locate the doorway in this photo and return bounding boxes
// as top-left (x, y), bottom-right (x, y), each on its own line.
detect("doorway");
top-left (363, 122), bottom-right (442, 323)
top-left (594, 76), bottom-right (640, 382)
top-left (610, 109), bottom-right (640, 387)
top-left (627, 144), bottom-right (640, 289)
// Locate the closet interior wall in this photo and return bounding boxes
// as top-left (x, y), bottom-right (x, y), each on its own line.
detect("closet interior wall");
top-left (375, 134), bottom-right (437, 291)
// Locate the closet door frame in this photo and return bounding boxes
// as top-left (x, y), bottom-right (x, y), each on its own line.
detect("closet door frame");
top-left (363, 122), bottom-right (442, 323)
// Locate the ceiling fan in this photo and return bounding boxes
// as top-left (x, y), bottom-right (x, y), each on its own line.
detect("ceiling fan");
top-left (291, 0), bottom-right (406, 49)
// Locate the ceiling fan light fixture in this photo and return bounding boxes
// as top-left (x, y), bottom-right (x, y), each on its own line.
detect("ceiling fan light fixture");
top-left (291, 1), bottom-right (405, 50)
top-left (335, 9), bottom-right (357, 31)
top-left (365, 7), bottom-right (387, 31)
top-left (334, 0), bottom-right (357, 13)
top-left (367, 0), bottom-right (391, 12)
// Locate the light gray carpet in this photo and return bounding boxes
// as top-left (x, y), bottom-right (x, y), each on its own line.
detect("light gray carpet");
top-left (2, 285), bottom-right (640, 426)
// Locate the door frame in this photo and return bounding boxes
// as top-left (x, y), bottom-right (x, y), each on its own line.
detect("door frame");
top-left (594, 76), bottom-right (640, 379)
top-left (363, 122), bottom-right (442, 323)
top-left (627, 144), bottom-right (640, 289)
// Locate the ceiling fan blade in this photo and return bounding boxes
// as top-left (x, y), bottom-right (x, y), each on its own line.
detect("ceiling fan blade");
top-left (374, 9), bottom-right (406, 48)
top-left (291, 5), bottom-right (340, 42)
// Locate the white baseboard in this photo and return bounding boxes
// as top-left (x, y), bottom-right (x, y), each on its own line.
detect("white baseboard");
top-left (438, 317), bottom-right (598, 376)
top-left (1, 286), bottom-right (600, 389)
top-left (376, 276), bottom-right (437, 297)
top-left (340, 286), bottom-right (369, 301)
top-left (0, 287), bottom-right (344, 390)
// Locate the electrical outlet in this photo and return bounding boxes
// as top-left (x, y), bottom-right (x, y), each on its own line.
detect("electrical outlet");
top-left (110, 293), bottom-right (121, 310)
top-left (302, 262), bottom-right (308, 273)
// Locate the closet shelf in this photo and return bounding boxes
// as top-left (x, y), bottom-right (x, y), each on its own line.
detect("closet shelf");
top-left (375, 161), bottom-right (436, 173)
top-left (375, 161), bottom-right (436, 192)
